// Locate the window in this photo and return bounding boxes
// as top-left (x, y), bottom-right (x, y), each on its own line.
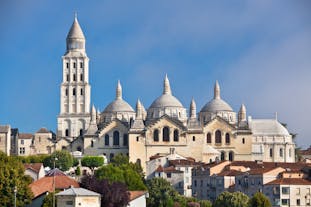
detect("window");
top-left (80, 88), bottom-right (83, 95)
top-left (194, 180), bottom-right (197, 187)
top-left (73, 62), bottom-right (76, 68)
top-left (65, 88), bottom-right (68, 96)
top-left (215, 130), bottom-right (221, 144)
top-left (229, 151), bottom-right (234, 161)
top-left (66, 62), bottom-right (69, 68)
top-left (80, 62), bottom-right (83, 68)
top-left (282, 187), bottom-right (290, 194)
top-left (280, 148), bottom-right (283, 157)
top-left (113, 131), bottom-right (120, 146)
top-left (281, 199), bottom-right (289, 205)
top-left (109, 153), bottom-right (114, 161)
top-left (242, 138), bottom-right (245, 144)
top-left (221, 151), bottom-right (225, 161)
top-left (163, 127), bottom-right (170, 142)
top-left (225, 133), bottom-right (230, 144)
top-left (19, 147), bottom-right (25, 154)
top-left (206, 133), bottom-right (211, 143)
top-left (80, 74), bottom-right (83, 81)
top-left (123, 134), bottom-right (128, 146)
top-left (65, 129), bottom-right (69, 137)
top-left (21, 140), bottom-right (24, 145)
top-left (73, 74), bottom-right (76, 81)
top-left (91, 140), bottom-right (94, 148)
top-left (136, 136), bottom-right (139, 142)
top-left (105, 134), bottom-right (109, 146)
top-left (173, 130), bottom-right (179, 142)
top-left (66, 201), bottom-right (73, 205)
top-left (79, 129), bottom-right (83, 136)
top-left (297, 199), bottom-right (300, 206)
top-left (153, 129), bottom-right (159, 142)
top-left (66, 74), bottom-right (69, 81)
top-left (307, 199), bottom-right (311, 206)
top-left (193, 136), bottom-right (195, 141)
top-left (270, 148), bottom-right (273, 157)
top-left (167, 173), bottom-right (171, 178)
top-left (73, 88), bottom-right (76, 96)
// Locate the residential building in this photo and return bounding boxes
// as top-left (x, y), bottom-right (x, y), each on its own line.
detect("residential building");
top-left (128, 191), bottom-right (148, 207)
top-left (24, 163), bottom-right (45, 181)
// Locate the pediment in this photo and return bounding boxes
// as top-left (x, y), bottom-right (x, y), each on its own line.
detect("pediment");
top-left (146, 115), bottom-right (187, 132)
top-left (203, 116), bottom-right (236, 131)
top-left (97, 119), bottom-right (129, 137)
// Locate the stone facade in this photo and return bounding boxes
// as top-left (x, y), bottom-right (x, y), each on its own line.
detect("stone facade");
top-left (0, 125), bottom-right (11, 155)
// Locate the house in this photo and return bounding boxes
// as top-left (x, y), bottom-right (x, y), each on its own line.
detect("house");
top-left (24, 163), bottom-right (45, 181)
top-left (128, 191), bottom-right (148, 207)
top-left (56, 187), bottom-right (101, 207)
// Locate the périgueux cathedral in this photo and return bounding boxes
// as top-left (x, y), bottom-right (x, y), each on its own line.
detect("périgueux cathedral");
top-left (57, 16), bottom-right (295, 172)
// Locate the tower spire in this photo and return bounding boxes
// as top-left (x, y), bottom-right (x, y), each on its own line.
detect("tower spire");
top-left (116, 80), bottom-right (122, 100)
top-left (190, 98), bottom-right (197, 119)
top-left (238, 104), bottom-right (247, 122)
top-left (214, 80), bottom-right (220, 99)
top-left (136, 99), bottom-right (142, 119)
top-left (163, 74), bottom-right (172, 95)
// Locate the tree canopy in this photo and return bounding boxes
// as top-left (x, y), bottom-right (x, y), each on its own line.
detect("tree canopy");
top-left (43, 150), bottom-right (74, 171)
top-left (80, 175), bottom-right (129, 207)
top-left (0, 151), bottom-right (33, 206)
top-left (214, 191), bottom-right (249, 207)
top-left (249, 192), bottom-right (272, 207)
top-left (81, 156), bottom-right (104, 170)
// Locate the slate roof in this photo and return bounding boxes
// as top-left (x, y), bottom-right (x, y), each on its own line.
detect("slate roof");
top-left (56, 187), bottom-right (100, 196)
top-left (250, 119), bottom-right (290, 136)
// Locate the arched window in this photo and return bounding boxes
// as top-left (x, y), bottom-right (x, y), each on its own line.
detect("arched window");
top-left (73, 88), bottom-right (76, 96)
top-left (79, 129), bottom-right (83, 136)
top-left (91, 140), bottom-right (94, 148)
top-left (77, 146), bottom-right (82, 152)
top-left (73, 74), bottom-right (76, 81)
top-left (153, 129), bottom-right (159, 142)
top-left (225, 133), bottom-right (230, 144)
top-left (174, 130), bottom-right (179, 142)
top-left (221, 151), bottom-right (225, 161)
top-left (65, 88), bottom-right (68, 96)
top-left (242, 138), bottom-right (245, 144)
top-left (80, 88), bottom-right (83, 95)
top-left (206, 133), bottom-right (211, 143)
top-left (80, 74), bottom-right (83, 81)
top-left (163, 127), bottom-right (170, 142)
top-left (192, 136), bottom-right (195, 141)
top-left (270, 148), bottom-right (273, 157)
top-left (113, 131), bottom-right (120, 146)
top-left (215, 130), bottom-right (222, 144)
top-left (229, 151), bottom-right (234, 161)
top-left (123, 134), bottom-right (128, 146)
top-left (105, 134), bottom-right (109, 146)
top-left (280, 148), bottom-right (283, 157)
top-left (65, 129), bottom-right (69, 137)
top-left (66, 74), bottom-right (69, 81)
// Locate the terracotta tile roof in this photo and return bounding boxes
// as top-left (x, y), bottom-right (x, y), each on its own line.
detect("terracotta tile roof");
top-left (230, 161), bottom-right (310, 171)
top-left (300, 147), bottom-right (311, 155)
top-left (128, 191), bottom-right (147, 201)
top-left (29, 172), bottom-right (79, 198)
top-left (217, 170), bottom-right (243, 176)
top-left (155, 165), bottom-right (183, 173)
top-left (265, 178), bottom-right (311, 185)
top-left (169, 159), bottom-right (199, 167)
top-left (36, 127), bottom-right (50, 133)
top-left (19, 133), bottom-right (33, 139)
top-left (24, 163), bottom-right (43, 173)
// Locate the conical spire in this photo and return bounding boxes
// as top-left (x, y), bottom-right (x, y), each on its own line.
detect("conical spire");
top-left (136, 99), bottom-right (142, 119)
top-left (67, 14), bottom-right (85, 40)
top-left (214, 80), bottom-right (220, 99)
top-left (238, 104), bottom-right (246, 122)
top-left (116, 80), bottom-right (122, 100)
top-left (163, 74), bottom-right (172, 95)
top-left (190, 98), bottom-right (197, 119)
top-left (91, 105), bottom-right (96, 121)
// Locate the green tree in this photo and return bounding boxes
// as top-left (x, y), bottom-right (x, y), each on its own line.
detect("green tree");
top-left (81, 156), bottom-right (104, 171)
top-left (111, 154), bottom-right (129, 166)
top-left (41, 191), bottom-right (59, 207)
top-left (198, 200), bottom-right (212, 207)
top-left (75, 166), bottom-right (81, 176)
top-left (95, 164), bottom-right (125, 183)
top-left (214, 191), bottom-right (249, 207)
top-left (249, 192), bottom-right (272, 207)
top-left (43, 150), bottom-right (74, 171)
top-left (0, 151), bottom-right (33, 206)
top-left (146, 177), bottom-right (179, 207)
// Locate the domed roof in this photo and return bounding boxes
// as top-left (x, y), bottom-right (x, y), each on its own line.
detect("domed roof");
top-left (148, 75), bottom-right (184, 109)
top-left (201, 98), bottom-right (233, 112)
top-left (200, 81), bottom-right (233, 113)
top-left (250, 119), bottom-right (290, 136)
top-left (67, 15), bottom-right (85, 40)
top-left (102, 80), bottom-right (134, 113)
top-left (103, 99), bottom-right (134, 113)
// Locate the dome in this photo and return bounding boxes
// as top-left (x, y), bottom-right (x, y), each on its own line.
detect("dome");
top-left (200, 98), bottom-right (233, 113)
top-left (149, 94), bottom-right (183, 108)
top-left (250, 119), bottom-right (290, 136)
top-left (103, 99), bottom-right (134, 113)
top-left (67, 15), bottom-right (85, 40)
top-left (102, 80), bottom-right (134, 113)
top-left (200, 80), bottom-right (233, 113)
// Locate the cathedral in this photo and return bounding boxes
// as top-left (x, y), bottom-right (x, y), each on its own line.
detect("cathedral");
top-left (56, 16), bottom-right (296, 173)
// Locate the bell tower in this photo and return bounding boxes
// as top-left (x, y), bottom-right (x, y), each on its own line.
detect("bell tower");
top-left (57, 15), bottom-right (91, 139)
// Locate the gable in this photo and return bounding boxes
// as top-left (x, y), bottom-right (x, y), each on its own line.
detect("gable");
top-left (97, 119), bottom-right (129, 137)
top-left (146, 115), bottom-right (186, 132)
top-left (203, 116), bottom-right (236, 132)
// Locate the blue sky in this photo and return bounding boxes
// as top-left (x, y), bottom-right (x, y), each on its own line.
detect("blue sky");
top-left (0, 1), bottom-right (310, 148)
